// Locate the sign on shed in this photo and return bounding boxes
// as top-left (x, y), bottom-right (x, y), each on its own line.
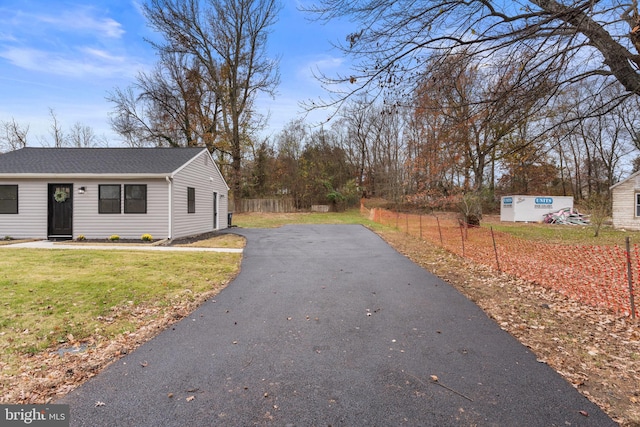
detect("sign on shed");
top-left (500, 195), bottom-right (574, 222)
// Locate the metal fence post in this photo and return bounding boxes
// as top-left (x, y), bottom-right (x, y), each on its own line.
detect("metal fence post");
top-left (491, 226), bottom-right (501, 272)
top-left (626, 237), bottom-right (636, 319)
top-left (404, 213), bottom-right (407, 234)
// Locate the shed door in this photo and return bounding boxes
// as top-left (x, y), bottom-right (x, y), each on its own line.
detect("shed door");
top-left (48, 184), bottom-right (73, 239)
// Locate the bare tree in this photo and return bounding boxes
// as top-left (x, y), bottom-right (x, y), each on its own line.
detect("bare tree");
top-left (48, 108), bottom-right (66, 148)
top-left (274, 118), bottom-right (308, 208)
top-left (338, 97), bottom-right (375, 194)
top-left (306, 1), bottom-right (640, 116)
top-left (410, 51), bottom-right (553, 191)
top-left (142, 0), bottom-right (281, 211)
top-left (337, 98), bottom-right (405, 200)
top-left (68, 122), bottom-right (107, 147)
top-left (109, 52), bottom-right (223, 150)
top-left (0, 118), bottom-right (29, 152)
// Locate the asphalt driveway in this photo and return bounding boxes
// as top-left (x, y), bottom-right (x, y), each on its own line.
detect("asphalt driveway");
top-left (58, 224), bottom-right (615, 426)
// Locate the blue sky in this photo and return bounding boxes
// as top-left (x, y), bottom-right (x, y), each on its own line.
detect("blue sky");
top-left (0, 0), bottom-right (349, 146)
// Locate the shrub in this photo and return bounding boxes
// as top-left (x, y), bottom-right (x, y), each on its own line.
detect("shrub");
top-left (141, 233), bottom-right (153, 242)
top-left (77, 235), bottom-right (86, 241)
top-left (108, 235), bottom-right (120, 241)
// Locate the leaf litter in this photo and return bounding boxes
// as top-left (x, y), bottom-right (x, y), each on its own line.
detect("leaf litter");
top-left (377, 229), bottom-right (640, 427)
top-left (0, 288), bottom-right (224, 405)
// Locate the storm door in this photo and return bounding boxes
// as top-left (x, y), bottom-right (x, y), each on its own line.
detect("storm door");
top-left (48, 183), bottom-right (73, 239)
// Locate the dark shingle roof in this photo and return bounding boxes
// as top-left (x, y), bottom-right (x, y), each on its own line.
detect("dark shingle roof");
top-left (0, 147), bottom-right (208, 175)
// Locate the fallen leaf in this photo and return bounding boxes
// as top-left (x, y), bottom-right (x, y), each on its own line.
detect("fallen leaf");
top-left (579, 410), bottom-right (589, 417)
top-left (186, 396), bottom-right (195, 402)
top-left (95, 401), bottom-right (105, 407)
top-left (430, 375), bottom-right (439, 382)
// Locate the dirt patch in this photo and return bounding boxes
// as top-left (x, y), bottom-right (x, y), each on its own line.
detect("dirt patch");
top-left (377, 228), bottom-right (640, 427)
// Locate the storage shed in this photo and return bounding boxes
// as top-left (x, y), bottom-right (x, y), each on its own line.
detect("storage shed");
top-left (500, 195), bottom-right (574, 222)
top-left (611, 171), bottom-right (640, 230)
top-left (0, 147), bottom-right (229, 240)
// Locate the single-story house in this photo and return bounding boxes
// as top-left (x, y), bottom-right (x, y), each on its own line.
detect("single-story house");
top-left (611, 171), bottom-right (640, 230)
top-left (0, 147), bottom-right (229, 240)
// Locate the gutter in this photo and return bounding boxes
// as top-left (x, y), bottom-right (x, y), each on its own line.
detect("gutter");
top-left (166, 176), bottom-right (173, 240)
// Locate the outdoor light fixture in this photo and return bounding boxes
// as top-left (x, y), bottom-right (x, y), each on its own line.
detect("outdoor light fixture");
top-left (78, 187), bottom-right (86, 194)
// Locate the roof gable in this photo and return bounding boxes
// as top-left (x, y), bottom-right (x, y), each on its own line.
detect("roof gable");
top-left (0, 147), bottom-right (209, 175)
top-left (610, 169), bottom-right (640, 191)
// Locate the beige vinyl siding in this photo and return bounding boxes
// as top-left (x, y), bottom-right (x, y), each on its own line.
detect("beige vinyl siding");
top-left (0, 149), bottom-right (229, 240)
top-left (0, 179), bottom-right (48, 239)
top-left (73, 179), bottom-right (169, 239)
top-left (612, 175), bottom-right (640, 230)
top-left (171, 150), bottom-right (228, 238)
top-left (217, 185), bottom-right (229, 228)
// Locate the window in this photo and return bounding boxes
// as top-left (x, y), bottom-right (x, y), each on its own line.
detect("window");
top-left (188, 187), bottom-right (196, 213)
top-left (99, 185), bottom-right (121, 214)
top-left (0, 185), bottom-right (18, 214)
top-left (636, 193), bottom-right (640, 217)
top-left (125, 185), bottom-right (147, 213)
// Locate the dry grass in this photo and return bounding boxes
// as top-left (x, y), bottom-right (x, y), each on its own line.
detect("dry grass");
top-left (174, 234), bottom-right (245, 249)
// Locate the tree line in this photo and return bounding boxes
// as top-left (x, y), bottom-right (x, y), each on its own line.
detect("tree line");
top-left (4, 0), bottom-right (640, 215)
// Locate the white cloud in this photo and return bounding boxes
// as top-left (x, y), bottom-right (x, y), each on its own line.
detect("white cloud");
top-left (0, 32), bottom-right (17, 42)
top-left (308, 56), bottom-right (345, 70)
top-left (288, 55), bottom-right (345, 87)
top-left (34, 10), bottom-right (125, 39)
top-left (81, 47), bottom-right (126, 63)
top-left (0, 46), bottom-right (140, 79)
top-left (0, 3), bottom-right (141, 78)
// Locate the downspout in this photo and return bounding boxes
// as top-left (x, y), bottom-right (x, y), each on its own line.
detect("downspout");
top-left (166, 176), bottom-right (173, 240)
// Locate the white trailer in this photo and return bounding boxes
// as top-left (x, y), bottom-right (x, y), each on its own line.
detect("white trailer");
top-left (500, 195), bottom-right (574, 222)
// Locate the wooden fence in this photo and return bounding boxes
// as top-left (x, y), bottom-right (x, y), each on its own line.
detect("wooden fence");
top-left (239, 198), bottom-right (295, 213)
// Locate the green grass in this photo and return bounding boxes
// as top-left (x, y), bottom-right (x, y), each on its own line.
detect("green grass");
top-left (484, 221), bottom-right (640, 246)
top-left (233, 209), bottom-right (380, 229)
top-left (0, 249), bottom-right (241, 364)
top-left (233, 209), bottom-right (640, 247)
top-left (175, 234), bottom-right (246, 248)
top-left (237, 208), bottom-right (640, 246)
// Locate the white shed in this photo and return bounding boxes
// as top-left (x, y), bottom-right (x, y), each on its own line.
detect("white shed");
top-left (611, 171), bottom-right (640, 230)
top-left (500, 195), bottom-right (574, 222)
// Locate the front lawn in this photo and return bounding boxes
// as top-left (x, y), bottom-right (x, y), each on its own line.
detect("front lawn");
top-left (0, 248), bottom-right (241, 399)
